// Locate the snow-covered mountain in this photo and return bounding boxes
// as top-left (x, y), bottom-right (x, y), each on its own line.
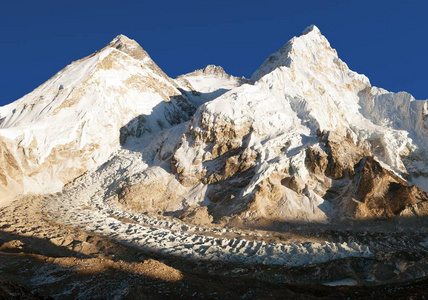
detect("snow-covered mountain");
top-left (0, 35), bottom-right (196, 205)
top-left (1, 25), bottom-right (427, 225)
top-left (147, 25), bottom-right (428, 224)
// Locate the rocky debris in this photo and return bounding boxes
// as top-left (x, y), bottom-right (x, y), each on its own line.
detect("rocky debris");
top-left (178, 206), bottom-right (213, 226)
top-left (322, 131), bottom-right (368, 179)
top-left (0, 239), bottom-right (25, 251)
top-left (1, 190), bottom-right (427, 299)
top-left (304, 132), bottom-right (428, 220)
top-left (170, 114), bottom-right (255, 188)
top-left (116, 171), bottom-right (186, 214)
top-left (42, 257), bottom-right (183, 282)
top-left (136, 259), bottom-right (183, 282)
top-left (0, 280), bottom-right (44, 300)
top-left (352, 156), bottom-right (428, 218)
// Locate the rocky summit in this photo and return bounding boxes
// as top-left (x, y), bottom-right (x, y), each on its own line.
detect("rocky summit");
top-left (0, 25), bottom-right (427, 299)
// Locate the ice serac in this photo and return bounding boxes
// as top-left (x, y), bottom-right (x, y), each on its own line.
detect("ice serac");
top-left (0, 34), bottom-right (195, 206)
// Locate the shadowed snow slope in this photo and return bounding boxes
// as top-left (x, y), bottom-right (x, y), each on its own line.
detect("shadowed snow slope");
top-left (1, 26), bottom-right (427, 225)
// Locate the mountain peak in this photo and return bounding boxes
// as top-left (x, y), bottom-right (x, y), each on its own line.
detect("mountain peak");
top-left (178, 64), bottom-right (231, 79)
top-left (110, 34), bottom-right (132, 43)
top-left (301, 24), bottom-right (321, 36)
top-left (251, 25), bottom-right (337, 81)
top-left (201, 65), bottom-right (227, 76)
top-left (107, 34), bottom-right (149, 61)
top-left (109, 34), bottom-right (139, 49)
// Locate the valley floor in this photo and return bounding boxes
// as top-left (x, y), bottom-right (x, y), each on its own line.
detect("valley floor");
top-left (0, 190), bottom-right (427, 299)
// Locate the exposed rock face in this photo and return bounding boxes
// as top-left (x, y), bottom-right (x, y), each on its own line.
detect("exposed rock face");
top-left (177, 206), bottom-right (213, 226)
top-left (0, 139), bottom-right (23, 198)
top-left (108, 34), bottom-right (151, 61)
top-left (352, 156), bottom-right (428, 218)
top-left (116, 168), bottom-right (187, 214)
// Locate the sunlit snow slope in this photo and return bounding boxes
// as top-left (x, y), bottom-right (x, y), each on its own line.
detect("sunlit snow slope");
top-left (0, 35), bottom-right (198, 206)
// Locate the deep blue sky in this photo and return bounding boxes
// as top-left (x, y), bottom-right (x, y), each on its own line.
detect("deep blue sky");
top-left (1, 0), bottom-right (427, 106)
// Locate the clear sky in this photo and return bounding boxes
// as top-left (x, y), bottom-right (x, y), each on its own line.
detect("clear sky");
top-left (1, 0), bottom-right (427, 106)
